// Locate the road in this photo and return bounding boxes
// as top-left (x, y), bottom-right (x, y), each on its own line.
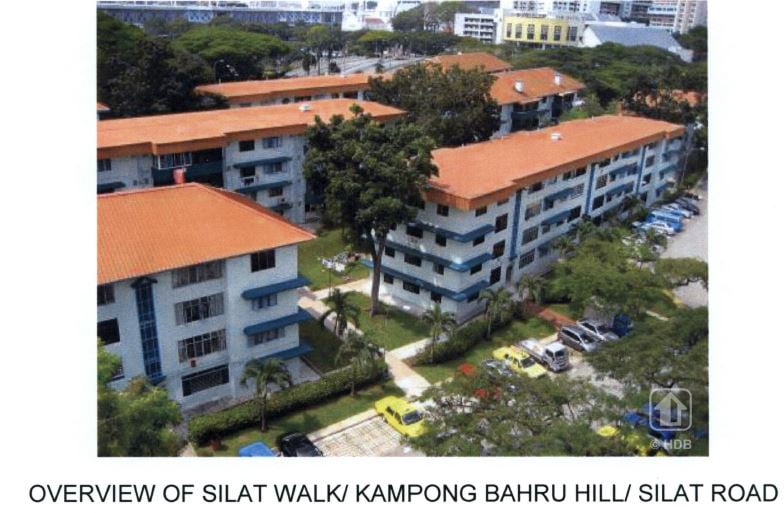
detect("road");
top-left (661, 179), bottom-right (708, 307)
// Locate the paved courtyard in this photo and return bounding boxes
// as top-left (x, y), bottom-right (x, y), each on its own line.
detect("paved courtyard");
top-left (313, 415), bottom-right (410, 457)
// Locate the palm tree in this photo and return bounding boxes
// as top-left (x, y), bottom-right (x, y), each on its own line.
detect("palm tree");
top-left (335, 330), bottom-right (382, 396)
top-left (479, 288), bottom-right (513, 339)
top-left (551, 235), bottom-right (575, 259)
top-left (319, 288), bottom-right (360, 336)
top-left (517, 274), bottom-right (546, 306)
top-left (422, 304), bottom-right (457, 363)
top-left (240, 358), bottom-right (293, 432)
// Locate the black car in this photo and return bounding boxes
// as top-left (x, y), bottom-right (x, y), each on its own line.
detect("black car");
top-left (276, 432), bottom-right (323, 457)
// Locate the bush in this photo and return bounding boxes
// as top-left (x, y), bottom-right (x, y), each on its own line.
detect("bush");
top-left (187, 359), bottom-right (387, 445)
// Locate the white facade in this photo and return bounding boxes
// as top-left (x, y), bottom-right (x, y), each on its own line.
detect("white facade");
top-left (375, 132), bottom-right (687, 323)
top-left (227, 89), bottom-right (367, 109)
top-left (98, 132), bottom-right (313, 224)
top-left (500, 0), bottom-right (603, 15)
top-left (454, 10), bottom-right (504, 44)
top-left (98, 244), bottom-right (315, 410)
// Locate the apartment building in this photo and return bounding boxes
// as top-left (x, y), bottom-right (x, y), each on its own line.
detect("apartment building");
top-left (454, 10), bottom-right (504, 45)
top-left (502, 13), bottom-right (583, 47)
top-left (97, 183), bottom-right (316, 409)
top-left (194, 74), bottom-right (374, 108)
top-left (491, 67), bottom-right (585, 135)
top-left (372, 115), bottom-right (686, 323)
top-left (96, 99), bottom-right (404, 224)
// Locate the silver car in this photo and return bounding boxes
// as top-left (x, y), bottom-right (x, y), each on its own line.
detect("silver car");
top-left (577, 319), bottom-right (620, 342)
top-left (559, 325), bottom-right (600, 352)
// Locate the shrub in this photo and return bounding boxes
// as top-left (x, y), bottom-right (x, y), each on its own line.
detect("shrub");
top-left (187, 359), bottom-right (387, 445)
top-left (410, 312), bottom-right (514, 366)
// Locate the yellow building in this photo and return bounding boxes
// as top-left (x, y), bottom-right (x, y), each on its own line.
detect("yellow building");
top-left (502, 15), bottom-right (581, 46)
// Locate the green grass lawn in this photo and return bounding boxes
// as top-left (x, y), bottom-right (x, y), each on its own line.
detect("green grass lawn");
top-left (298, 229), bottom-right (369, 290)
top-left (328, 292), bottom-right (431, 350)
top-left (412, 317), bottom-right (555, 384)
top-left (196, 381), bottom-right (404, 457)
top-left (299, 318), bottom-right (344, 374)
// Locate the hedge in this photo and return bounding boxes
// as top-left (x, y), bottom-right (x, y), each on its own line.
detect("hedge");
top-left (410, 305), bottom-right (521, 366)
top-left (187, 359), bottom-right (388, 445)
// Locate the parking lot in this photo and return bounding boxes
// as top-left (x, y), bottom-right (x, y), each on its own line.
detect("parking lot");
top-left (313, 414), bottom-right (422, 457)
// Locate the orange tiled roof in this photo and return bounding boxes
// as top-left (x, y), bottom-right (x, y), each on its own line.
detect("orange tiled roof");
top-left (426, 115), bottom-right (686, 210)
top-left (428, 52), bottom-right (512, 73)
top-left (194, 74), bottom-right (373, 103)
top-left (97, 99), bottom-right (404, 158)
top-left (490, 68), bottom-right (585, 105)
top-left (98, 183), bottom-right (315, 284)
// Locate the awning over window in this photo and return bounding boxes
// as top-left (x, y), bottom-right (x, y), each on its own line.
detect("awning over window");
top-left (412, 221), bottom-right (494, 243)
top-left (541, 210), bottom-right (571, 226)
top-left (544, 187), bottom-right (573, 203)
top-left (232, 156), bottom-right (291, 168)
top-left (257, 341), bottom-right (313, 363)
top-left (236, 180), bottom-right (292, 194)
top-left (384, 240), bottom-right (492, 272)
top-left (243, 308), bottom-right (311, 336)
top-left (361, 260), bottom-right (489, 302)
top-left (242, 275), bottom-right (311, 300)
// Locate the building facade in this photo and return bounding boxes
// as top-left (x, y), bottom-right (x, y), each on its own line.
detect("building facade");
top-left (372, 116), bottom-right (686, 323)
top-left (501, 14), bottom-right (584, 46)
top-left (96, 99), bottom-right (404, 224)
top-left (195, 75), bottom-right (372, 108)
top-left (454, 10), bottom-right (504, 44)
top-left (97, 184), bottom-right (316, 409)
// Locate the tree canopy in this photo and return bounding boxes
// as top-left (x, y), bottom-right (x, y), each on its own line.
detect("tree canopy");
top-left (303, 106), bottom-right (436, 314)
top-left (368, 62), bottom-right (500, 147)
top-left (391, 2), bottom-right (476, 32)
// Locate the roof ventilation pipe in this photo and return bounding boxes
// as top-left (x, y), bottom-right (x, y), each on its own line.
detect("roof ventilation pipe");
top-left (551, 132), bottom-right (562, 141)
top-left (514, 80), bottom-right (524, 93)
top-left (554, 72), bottom-right (562, 86)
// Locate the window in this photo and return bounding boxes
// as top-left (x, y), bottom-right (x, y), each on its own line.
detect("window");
top-left (514, 23), bottom-right (522, 38)
top-left (527, 24), bottom-right (535, 40)
top-left (406, 225), bottom-right (423, 238)
top-left (495, 214), bottom-right (508, 233)
top-left (403, 281), bottom-right (420, 294)
top-left (182, 365), bottom-right (229, 397)
top-left (467, 292), bottom-right (480, 303)
top-left (570, 183), bottom-right (585, 199)
top-left (268, 187), bottom-right (284, 197)
top-left (507, 23), bottom-right (513, 38)
top-left (404, 254), bottom-right (422, 267)
top-left (529, 181), bottom-right (543, 193)
top-left (262, 162), bottom-right (284, 174)
top-left (97, 159), bottom-right (112, 173)
top-left (596, 175), bottom-right (608, 189)
top-left (249, 327), bottom-right (285, 346)
top-left (599, 158), bottom-right (611, 168)
top-left (175, 293), bottom-right (225, 325)
top-left (172, 261), bottom-right (224, 288)
top-left (518, 250), bottom-right (535, 268)
top-left (475, 206), bottom-right (487, 217)
top-left (525, 201), bottom-right (541, 220)
top-left (384, 247), bottom-right (396, 258)
top-left (490, 267), bottom-right (502, 284)
top-left (470, 263), bottom-right (482, 275)
top-left (540, 24), bottom-right (549, 40)
top-left (383, 273), bottom-right (394, 284)
top-left (177, 330), bottom-right (227, 362)
top-left (262, 136), bottom-right (281, 149)
top-left (250, 250), bottom-right (276, 272)
top-left (253, 294), bottom-right (278, 310)
top-left (433, 263), bottom-right (445, 275)
top-left (97, 284), bottom-right (115, 306)
top-left (553, 25), bottom-right (562, 41)
top-left (497, 198), bottom-right (509, 206)
top-left (645, 156), bottom-right (656, 167)
top-left (642, 173), bottom-right (652, 186)
top-left (437, 204), bottom-right (449, 217)
top-left (567, 26), bottom-right (578, 41)
top-left (430, 292), bottom-right (442, 303)
top-left (592, 195), bottom-right (605, 211)
top-left (240, 166), bottom-right (255, 178)
top-left (433, 233), bottom-right (447, 247)
top-left (97, 319), bottom-right (120, 345)
top-left (473, 235), bottom-right (485, 246)
top-left (567, 206), bottom-right (582, 222)
top-left (492, 241), bottom-right (506, 258)
top-left (522, 226), bottom-right (539, 245)
top-left (239, 140), bottom-right (255, 152)
top-left (156, 152), bottom-right (191, 170)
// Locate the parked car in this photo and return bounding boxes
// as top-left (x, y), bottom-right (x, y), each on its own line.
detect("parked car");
top-left (559, 325), bottom-right (600, 352)
top-left (276, 432), bottom-right (323, 457)
top-left (683, 191), bottom-right (703, 201)
top-left (646, 211), bottom-right (683, 232)
top-left (515, 339), bottom-right (570, 372)
top-left (375, 396), bottom-right (426, 437)
top-left (482, 358), bottom-right (515, 379)
top-left (660, 203), bottom-right (692, 218)
top-left (674, 197), bottom-right (700, 215)
top-left (639, 220), bottom-right (676, 236)
top-left (577, 319), bottom-right (620, 342)
top-left (491, 346), bottom-right (548, 379)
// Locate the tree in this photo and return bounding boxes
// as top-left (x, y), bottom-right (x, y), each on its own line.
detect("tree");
top-left (240, 358), bottom-right (293, 432)
top-left (479, 288), bottom-right (513, 339)
top-left (517, 274), bottom-right (545, 305)
top-left (320, 288), bottom-right (361, 336)
top-left (97, 343), bottom-right (182, 457)
top-left (335, 331), bottom-right (383, 396)
top-left (303, 106), bottom-right (437, 316)
top-left (410, 371), bottom-right (627, 456)
top-left (368, 62), bottom-right (500, 147)
top-left (422, 304), bottom-right (457, 363)
top-left (655, 258), bottom-right (708, 290)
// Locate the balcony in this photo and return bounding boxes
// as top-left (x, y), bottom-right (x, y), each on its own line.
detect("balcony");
top-left (152, 159), bottom-right (223, 184)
